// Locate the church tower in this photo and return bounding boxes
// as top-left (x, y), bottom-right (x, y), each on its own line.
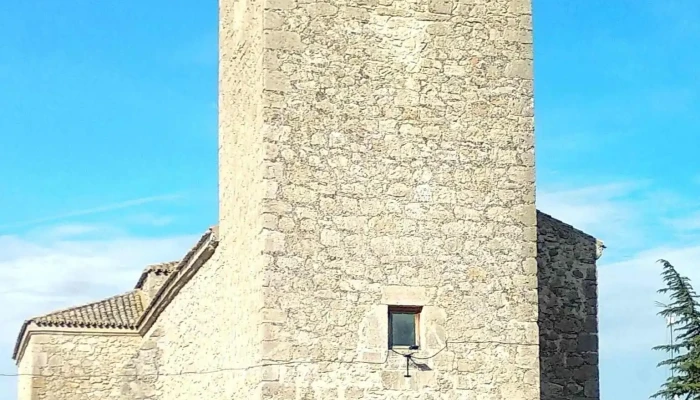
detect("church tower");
top-left (218, 0), bottom-right (539, 397)
top-left (11, 1), bottom-right (603, 399)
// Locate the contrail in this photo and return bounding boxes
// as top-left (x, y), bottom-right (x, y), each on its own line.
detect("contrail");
top-left (0, 193), bottom-right (183, 230)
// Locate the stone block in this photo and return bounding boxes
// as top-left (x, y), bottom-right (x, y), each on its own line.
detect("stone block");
top-left (429, 0), bottom-right (453, 14)
top-left (264, 31), bottom-right (304, 51)
top-left (265, 0), bottom-right (296, 10)
top-left (381, 286), bottom-right (428, 305)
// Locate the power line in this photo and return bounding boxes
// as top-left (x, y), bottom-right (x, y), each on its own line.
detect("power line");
top-left (0, 339), bottom-right (536, 378)
top-left (1, 354), bottom-right (394, 378)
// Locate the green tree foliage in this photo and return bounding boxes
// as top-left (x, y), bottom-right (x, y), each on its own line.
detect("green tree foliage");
top-left (653, 259), bottom-right (700, 399)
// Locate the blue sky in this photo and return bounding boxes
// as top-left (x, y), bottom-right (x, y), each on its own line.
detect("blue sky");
top-left (0, 0), bottom-right (699, 398)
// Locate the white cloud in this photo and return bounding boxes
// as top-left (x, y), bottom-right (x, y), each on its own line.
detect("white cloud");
top-left (599, 245), bottom-right (700, 346)
top-left (0, 223), bottom-right (198, 388)
top-left (537, 181), bottom-right (651, 251)
top-left (663, 211), bottom-right (700, 232)
top-left (538, 182), bottom-right (637, 229)
top-left (123, 213), bottom-right (176, 227)
top-left (538, 180), bottom-right (700, 396)
top-left (539, 181), bottom-right (700, 361)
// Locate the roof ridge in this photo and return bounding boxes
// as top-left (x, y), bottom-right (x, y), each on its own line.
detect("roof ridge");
top-left (134, 260), bottom-right (180, 289)
top-left (144, 260), bottom-right (179, 268)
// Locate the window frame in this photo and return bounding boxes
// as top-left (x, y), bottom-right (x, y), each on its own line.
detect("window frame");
top-left (387, 305), bottom-right (422, 349)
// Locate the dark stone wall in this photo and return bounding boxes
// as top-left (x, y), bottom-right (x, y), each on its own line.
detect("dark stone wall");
top-left (537, 211), bottom-right (601, 400)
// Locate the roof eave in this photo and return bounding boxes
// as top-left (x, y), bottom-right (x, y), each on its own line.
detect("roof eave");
top-left (12, 320), bottom-right (33, 363)
top-left (11, 226), bottom-right (219, 362)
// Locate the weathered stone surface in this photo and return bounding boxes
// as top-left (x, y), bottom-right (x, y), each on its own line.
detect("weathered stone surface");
top-left (221, 0), bottom-right (540, 396)
top-left (537, 212), bottom-right (600, 400)
top-left (17, 333), bottom-right (141, 400)
top-left (14, 0), bottom-right (602, 398)
top-left (142, 248), bottom-right (253, 399)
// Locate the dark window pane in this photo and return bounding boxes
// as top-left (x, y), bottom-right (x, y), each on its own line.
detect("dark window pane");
top-left (391, 312), bottom-right (416, 346)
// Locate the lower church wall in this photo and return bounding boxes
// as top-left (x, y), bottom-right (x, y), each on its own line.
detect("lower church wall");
top-left (17, 332), bottom-right (140, 400)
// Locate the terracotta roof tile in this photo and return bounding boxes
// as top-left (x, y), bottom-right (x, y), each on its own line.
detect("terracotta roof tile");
top-left (29, 290), bottom-right (145, 329)
top-left (13, 225), bottom-right (220, 362)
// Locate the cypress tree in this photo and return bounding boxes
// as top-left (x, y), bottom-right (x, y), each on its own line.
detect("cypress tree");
top-left (652, 259), bottom-right (700, 399)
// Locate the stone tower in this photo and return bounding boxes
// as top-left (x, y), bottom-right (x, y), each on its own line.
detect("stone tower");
top-left (12, 1), bottom-right (601, 399)
top-left (219, 0), bottom-right (539, 397)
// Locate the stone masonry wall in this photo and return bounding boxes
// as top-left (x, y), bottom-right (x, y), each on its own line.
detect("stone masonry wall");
top-left (219, 0), bottom-right (267, 393)
top-left (220, 0), bottom-right (540, 397)
top-left (19, 332), bottom-right (140, 400)
top-left (16, 341), bottom-right (35, 400)
top-left (537, 211), bottom-right (600, 400)
top-left (138, 250), bottom-right (254, 398)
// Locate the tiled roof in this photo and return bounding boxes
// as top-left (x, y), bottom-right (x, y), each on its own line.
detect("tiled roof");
top-left (135, 261), bottom-right (179, 289)
top-left (29, 290), bottom-right (145, 329)
top-left (13, 225), bottom-right (221, 362)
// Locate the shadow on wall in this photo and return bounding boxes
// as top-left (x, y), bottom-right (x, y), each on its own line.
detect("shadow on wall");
top-left (536, 211), bottom-right (601, 400)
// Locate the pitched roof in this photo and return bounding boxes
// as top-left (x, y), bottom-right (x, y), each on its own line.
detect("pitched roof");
top-left (12, 225), bottom-right (220, 362)
top-left (27, 290), bottom-right (146, 329)
top-left (135, 261), bottom-right (180, 289)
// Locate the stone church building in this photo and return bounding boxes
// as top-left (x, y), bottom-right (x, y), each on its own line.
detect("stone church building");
top-left (13, 0), bottom-right (604, 398)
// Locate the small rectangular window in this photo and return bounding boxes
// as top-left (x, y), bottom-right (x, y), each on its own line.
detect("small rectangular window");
top-left (388, 306), bottom-right (422, 349)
